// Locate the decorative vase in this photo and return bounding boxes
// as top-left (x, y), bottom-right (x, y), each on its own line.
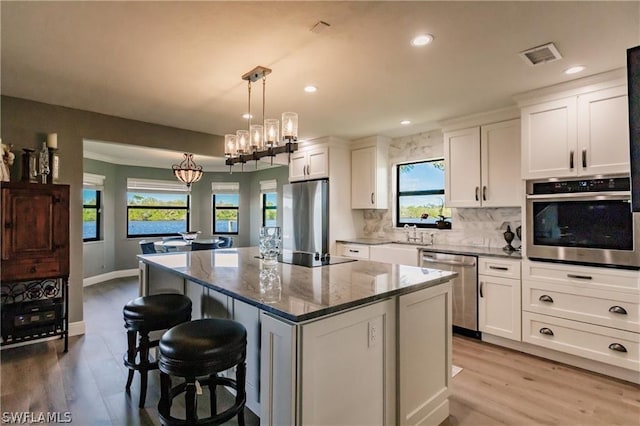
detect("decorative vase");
top-left (503, 225), bottom-right (516, 252)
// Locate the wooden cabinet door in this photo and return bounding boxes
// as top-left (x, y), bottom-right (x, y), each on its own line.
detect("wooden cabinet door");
top-left (288, 151), bottom-right (308, 182)
top-left (444, 127), bottom-right (481, 207)
top-left (577, 85), bottom-right (630, 176)
top-left (1, 183), bottom-right (69, 280)
top-left (481, 119), bottom-right (522, 207)
top-left (521, 97), bottom-right (577, 179)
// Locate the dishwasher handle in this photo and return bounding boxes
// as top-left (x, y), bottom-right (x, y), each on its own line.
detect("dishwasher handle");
top-left (422, 255), bottom-right (476, 267)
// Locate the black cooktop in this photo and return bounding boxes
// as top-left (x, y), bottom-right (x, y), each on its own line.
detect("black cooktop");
top-left (278, 251), bottom-right (357, 268)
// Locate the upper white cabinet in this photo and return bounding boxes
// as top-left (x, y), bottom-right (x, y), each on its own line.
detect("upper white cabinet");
top-left (444, 119), bottom-right (521, 208)
top-left (351, 136), bottom-right (389, 209)
top-left (520, 81), bottom-right (629, 179)
top-left (289, 145), bottom-right (329, 182)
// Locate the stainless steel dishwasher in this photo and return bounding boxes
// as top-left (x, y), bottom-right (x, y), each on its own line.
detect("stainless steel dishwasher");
top-left (421, 251), bottom-right (479, 336)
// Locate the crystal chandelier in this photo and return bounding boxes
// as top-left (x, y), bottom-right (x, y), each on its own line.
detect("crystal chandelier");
top-left (172, 153), bottom-right (203, 187)
top-left (225, 66), bottom-right (298, 170)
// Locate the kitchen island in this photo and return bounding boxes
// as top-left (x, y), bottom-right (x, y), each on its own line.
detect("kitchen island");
top-left (138, 247), bottom-right (456, 426)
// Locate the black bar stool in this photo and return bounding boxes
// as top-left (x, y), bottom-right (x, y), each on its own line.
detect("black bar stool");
top-left (157, 318), bottom-right (247, 426)
top-left (123, 293), bottom-right (192, 408)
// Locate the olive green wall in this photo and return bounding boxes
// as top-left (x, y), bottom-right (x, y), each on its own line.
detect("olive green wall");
top-left (1, 95), bottom-right (224, 324)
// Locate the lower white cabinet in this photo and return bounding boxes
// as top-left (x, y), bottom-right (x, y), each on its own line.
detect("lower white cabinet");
top-left (337, 242), bottom-right (370, 259)
top-left (523, 311), bottom-right (639, 371)
top-left (260, 284), bottom-right (452, 426)
top-left (522, 260), bottom-right (640, 372)
top-left (478, 257), bottom-right (522, 341)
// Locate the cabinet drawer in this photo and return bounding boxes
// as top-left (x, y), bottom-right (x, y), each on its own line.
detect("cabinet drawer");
top-left (340, 244), bottom-right (370, 259)
top-left (523, 312), bottom-right (639, 371)
top-left (523, 260), bottom-right (640, 292)
top-left (478, 257), bottom-right (521, 279)
top-left (523, 281), bottom-right (639, 333)
top-left (1, 260), bottom-right (62, 281)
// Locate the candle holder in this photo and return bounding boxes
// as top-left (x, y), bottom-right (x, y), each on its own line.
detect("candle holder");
top-left (38, 142), bottom-right (50, 184)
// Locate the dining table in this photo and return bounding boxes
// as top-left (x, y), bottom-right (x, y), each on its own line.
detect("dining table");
top-left (153, 238), bottom-right (221, 252)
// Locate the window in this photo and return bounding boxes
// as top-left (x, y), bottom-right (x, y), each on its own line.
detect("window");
top-left (260, 179), bottom-right (277, 227)
top-left (212, 182), bottom-right (240, 234)
top-left (127, 178), bottom-right (189, 237)
top-left (83, 173), bottom-right (104, 241)
top-left (396, 159), bottom-right (452, 228)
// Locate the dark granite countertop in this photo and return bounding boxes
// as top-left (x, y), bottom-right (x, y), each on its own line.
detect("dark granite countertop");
top-left (337, 239), bottom-right (522, 259)
top-left (139, 247), bottom-right (457, 323)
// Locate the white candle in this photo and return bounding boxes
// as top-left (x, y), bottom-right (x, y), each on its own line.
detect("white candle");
top-left (47, 133), bottom-right (58, 149)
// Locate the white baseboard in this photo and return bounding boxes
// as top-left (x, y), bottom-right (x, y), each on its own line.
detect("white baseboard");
top-left (0, 321), bottom-right (85, 350)
top-left (83, 269), bottom-right (138, 287)
top-left (69, 320), bottom-right (86, 337)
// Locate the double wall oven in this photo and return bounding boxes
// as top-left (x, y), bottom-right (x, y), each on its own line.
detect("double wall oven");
top-left (526, 175), bottom-right (640, 269)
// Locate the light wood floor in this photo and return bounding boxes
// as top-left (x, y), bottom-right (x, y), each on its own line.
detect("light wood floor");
top-left (1, 277), bottom-right (638, 425)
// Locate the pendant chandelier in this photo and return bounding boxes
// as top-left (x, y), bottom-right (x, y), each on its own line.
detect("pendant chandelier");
top-left (224, 66), bottom-right (298, 170)
top-left (172, 153), bottom-right (203, 187)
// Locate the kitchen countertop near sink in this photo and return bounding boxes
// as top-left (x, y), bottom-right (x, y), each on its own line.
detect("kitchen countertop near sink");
top-left (337, 238), bottom-right (522, 259)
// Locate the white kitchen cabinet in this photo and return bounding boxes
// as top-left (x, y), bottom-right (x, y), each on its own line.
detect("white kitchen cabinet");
top-left (336, 242), bottom-right (370, 259)
top-left (478, 257), bottom-right (522, 341)
top-left (351, 140), bottom-right (388, 209)
top-left (521, 84), bottom-right (629, 179)
top-left (398, 282), bottom-right (452, 426)
top-left (289, 145), bottom-right (328, 181)
top-left (521, 260), bottom-right (640, 372)
top-left (444, 119), bottom-right (521, 208)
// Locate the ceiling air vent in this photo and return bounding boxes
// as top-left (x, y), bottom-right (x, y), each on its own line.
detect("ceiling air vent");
top-left (519, 42), bottom-right (562, 66)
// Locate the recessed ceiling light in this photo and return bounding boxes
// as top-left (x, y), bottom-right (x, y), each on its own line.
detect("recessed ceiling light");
top-left (564, 65), bottom-right (585, 75)
top-left (400, 120), bottom-right (411, 125)
top-left (304, 85), bottom-right (317, 93)
top-left (411, 34), bottom-right (434, 47)
top-left (242, 113), bottom-right (253, 119)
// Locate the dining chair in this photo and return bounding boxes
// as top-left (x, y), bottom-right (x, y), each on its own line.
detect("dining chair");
top-left (139, 241), bottom-right (157, 254)
top-left (217, 236), bottom-right (233, 248)
top-left (191, 241), bottom-right (220, 251)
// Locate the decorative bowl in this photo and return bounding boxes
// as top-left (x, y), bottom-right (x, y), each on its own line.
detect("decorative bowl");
top-left (179, 231), bottom-right (201, 242)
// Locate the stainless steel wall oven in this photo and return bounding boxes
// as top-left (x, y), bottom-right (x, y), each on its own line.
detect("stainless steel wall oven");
top-left (526, 175), bottom-right (640, 269)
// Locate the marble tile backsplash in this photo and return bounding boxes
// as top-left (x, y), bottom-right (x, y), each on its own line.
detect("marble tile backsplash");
top-left (360, 128), bottom-right (523, 249)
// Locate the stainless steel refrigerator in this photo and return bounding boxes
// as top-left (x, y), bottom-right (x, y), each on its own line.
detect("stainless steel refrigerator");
top-left (282, 179), bottom-right (329, 256)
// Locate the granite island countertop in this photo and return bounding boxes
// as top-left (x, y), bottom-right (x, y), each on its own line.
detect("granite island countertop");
top-left (337, 238), bottom-right (522, 259)
top-left (138, 247), bottom-right (457, 322)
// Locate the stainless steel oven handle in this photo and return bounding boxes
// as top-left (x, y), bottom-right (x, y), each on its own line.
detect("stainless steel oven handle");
top-left (422, 257), bottom-right (476, 267)
top-left (526, 192), bottom-right (631, 200)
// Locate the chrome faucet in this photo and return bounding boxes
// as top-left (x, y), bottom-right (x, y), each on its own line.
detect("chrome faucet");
top-left (406, 224), bottom-right (420, 242)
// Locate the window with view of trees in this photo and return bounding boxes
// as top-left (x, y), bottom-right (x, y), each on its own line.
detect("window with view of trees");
top-left (262, 192), bottom-right (277, 226)
top-left (396, 159), bottom-right (452, 228)
top-left (213, 194), bottom-right (239, 234)
top-left (83, 189), bottom-right (101, 241)
top-left (127, 192), bottom-right (189, 237)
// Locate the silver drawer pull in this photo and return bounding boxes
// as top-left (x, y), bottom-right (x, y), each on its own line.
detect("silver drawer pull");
top-left (489, 266), bottom-right (509, 271)
top-left (608, 306), bottom-right (628, 315)
top-left (539, 295), bottom-right (554, 303)
top-left (608, 343), bottom-right (627, 353)
top-left (539, 327), bottom-right (554, 336)
top-left (567, 274), bottom-right (592, 280)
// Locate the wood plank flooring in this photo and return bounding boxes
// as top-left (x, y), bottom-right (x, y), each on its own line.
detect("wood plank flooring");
top-left (1, 277), bottom-right (638, 425)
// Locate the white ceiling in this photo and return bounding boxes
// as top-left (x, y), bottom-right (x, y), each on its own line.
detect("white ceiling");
top-left (2, 1), bottom-right (639, 170)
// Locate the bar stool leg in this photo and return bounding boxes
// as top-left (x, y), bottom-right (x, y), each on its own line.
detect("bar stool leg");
top-left (125, 330), bottom-right (137, 391)
top-left (138, 332), bottom-right (150, 408)
top-left (185, 379), bottom-right (197, 424)
top-left (236, 362), bottom-right (247, 426)
top-left (208, 374), bottom-right (217, 415)
top-left (159, 372), bottom-right (172, 417)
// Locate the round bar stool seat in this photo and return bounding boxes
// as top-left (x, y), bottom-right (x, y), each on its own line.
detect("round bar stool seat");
top-left (158, 318), bottom-right (247, 426)
top-left (123, 293), bottom-right (192, 408)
